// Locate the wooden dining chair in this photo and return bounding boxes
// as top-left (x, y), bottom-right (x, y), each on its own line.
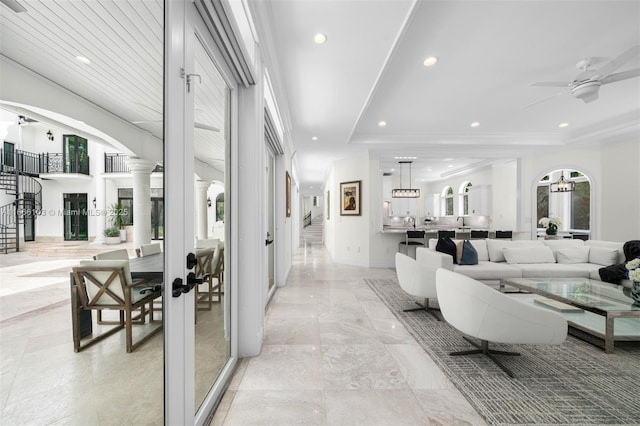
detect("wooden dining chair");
top-left (72, 260), bottom-right (162, 353)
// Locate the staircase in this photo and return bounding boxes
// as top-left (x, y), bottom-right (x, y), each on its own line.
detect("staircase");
top-left (302, 215), bottom-right (323, 243)
top-left (0, 155), bottom-right (42, 253)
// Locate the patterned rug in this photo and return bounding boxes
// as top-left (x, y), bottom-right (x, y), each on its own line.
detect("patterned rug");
top-left (364, 278), bottom-right (640, 425)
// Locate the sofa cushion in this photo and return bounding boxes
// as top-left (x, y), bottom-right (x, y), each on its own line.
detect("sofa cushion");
top-left (503, 246), bottom-right (555, 264)
top-left (486, 239), bottom-right (543, 262)
top-left (468, 239), bottom-right (489, 261)
top-left (453, 261), bottom-right (523, 280)
top-left (456, 240), bottom-right (479, 265)
top-left (511, 263), bottom-right (591, 278)
top-left (436, 237), bottom-right (457, 263)
top-left (586, 240), bottom-right (625, 263)
top-left (543, 239), bottom-right (585, 260)
top-left (588, 246), bottom-right (619, 266)
top-left (556, 247), bottom-right (591, 264)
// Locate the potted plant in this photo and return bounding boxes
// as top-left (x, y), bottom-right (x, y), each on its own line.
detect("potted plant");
top-left (103, 227), bottom-right (121, 245)
top-left (538, 216), bottom-right (561, 235)
top-left (109, 203), bottom-right (128, 242)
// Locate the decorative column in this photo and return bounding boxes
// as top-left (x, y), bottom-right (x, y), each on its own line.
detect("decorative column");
top-left (127, 158), bottom-right (156, 250)
top-left (195, 180), bottom-right (210, 240)
top-left (93, 144), bottom-right (106, 244)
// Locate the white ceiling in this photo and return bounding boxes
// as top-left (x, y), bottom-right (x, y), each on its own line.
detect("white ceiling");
top-left (256, 0), bottom-right (640, 193)
top-left (0, 0), bottom-right (227, 176)
top-left (1, 0), bottom-right (638, 193)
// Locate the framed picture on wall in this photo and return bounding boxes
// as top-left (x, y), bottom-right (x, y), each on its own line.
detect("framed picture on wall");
top-left (326, 190), bottom-right (330, 220)
top-left (340, 180), bottom-right (361, 216)
top-left (285, 171), bottom-right (291, 217)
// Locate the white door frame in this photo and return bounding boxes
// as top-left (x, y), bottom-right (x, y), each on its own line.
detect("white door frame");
top-left (165, 3), bottom-right (240, 424)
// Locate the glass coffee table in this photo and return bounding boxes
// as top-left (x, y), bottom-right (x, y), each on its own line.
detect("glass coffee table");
top-left (500, 277), bottom-right (640, 353)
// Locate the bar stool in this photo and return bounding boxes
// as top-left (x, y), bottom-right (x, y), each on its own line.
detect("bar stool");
top-left (437, 230), bottom-right (456, 239)
top-left (398, 230), bottom-right (426, 259)
top-left (470, 230), bottom-right (489, 239)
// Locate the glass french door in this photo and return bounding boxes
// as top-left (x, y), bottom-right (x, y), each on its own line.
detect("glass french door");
top-left (63, 193), bottom-right (88, 240)
top-left (266, 150), bottom-right (276, 300)
top-left (165, 3), bottom-right (234, 423)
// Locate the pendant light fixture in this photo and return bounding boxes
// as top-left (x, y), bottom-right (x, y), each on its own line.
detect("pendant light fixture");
top-left (549, 171), bottom-right (575, 193)
top-left (392, 161), bottom-right (420, 198)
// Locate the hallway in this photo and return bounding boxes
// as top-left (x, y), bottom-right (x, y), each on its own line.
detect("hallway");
top-left (212, 222), bottom-right (485, 425)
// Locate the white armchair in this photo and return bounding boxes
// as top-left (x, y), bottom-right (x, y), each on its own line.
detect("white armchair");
top-left (395, 252), bottom-right (440, 320)
top-left (435, 268), bottom-right (567, 377)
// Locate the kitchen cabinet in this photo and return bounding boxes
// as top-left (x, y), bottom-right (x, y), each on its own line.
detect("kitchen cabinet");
top-left (390, 197), bottom-right (416, 216)
top-left (382, 174), bottom-right (392, 202)
top-left (468, 185), bottom-right (492, 216)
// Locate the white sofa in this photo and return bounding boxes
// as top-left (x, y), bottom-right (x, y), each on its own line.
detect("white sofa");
top-left (416, 238), bottom-right (626, 289)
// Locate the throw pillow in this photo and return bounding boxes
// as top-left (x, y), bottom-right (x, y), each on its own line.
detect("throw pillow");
top-left (556, 247), bottom-right (590, 264)
top-left (589, 246), bottom-right (619, 266)
top-left (503, 246), bottom-right (555, 264)
top-left (456, 240), bottom-right (479, 265)
top-left (436, 237), bottom-right (457, 264)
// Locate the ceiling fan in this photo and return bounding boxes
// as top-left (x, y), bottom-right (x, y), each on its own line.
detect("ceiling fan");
top-left (528, 45), bottom-right (640, 106)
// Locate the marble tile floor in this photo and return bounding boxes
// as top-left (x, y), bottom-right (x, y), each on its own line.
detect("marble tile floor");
top-left (211, 232), bottom-right (486, 425)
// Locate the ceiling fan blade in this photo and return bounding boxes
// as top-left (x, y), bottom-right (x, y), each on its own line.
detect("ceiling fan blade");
top-left (601, 68), bottom-right (640, 84)
top-left (195, 122), bottom-right (220, 132)
top-left (521, 91), bottom-right (566, 109)
top-left (596, 45), bottom-right (640, 78)
top-left (530, 81), bottom-right (569, 87)
top-left (0, 0), bottom-right (27, 13)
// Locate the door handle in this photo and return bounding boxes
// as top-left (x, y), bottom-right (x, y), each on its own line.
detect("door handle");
top-left (171, 273), bottom-right (202, 297)
top-left (265, 239), bottom-right (274, 246)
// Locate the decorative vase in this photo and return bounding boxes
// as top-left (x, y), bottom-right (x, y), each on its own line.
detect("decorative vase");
top-left (546, 224), bottom-right (557, 236)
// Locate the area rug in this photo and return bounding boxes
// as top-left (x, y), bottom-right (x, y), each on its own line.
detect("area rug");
top-left (364, 278), bottom-right (640, 425)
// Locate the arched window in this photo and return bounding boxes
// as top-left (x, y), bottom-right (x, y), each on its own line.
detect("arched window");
top-left (459, 182), bottom-right (472, 215)
top-left (535, 169), bottom-right (591, 235)
top-left (441, 186), bottom-right (454, 216)
top-left (215, 193), bottom-right (224, 222)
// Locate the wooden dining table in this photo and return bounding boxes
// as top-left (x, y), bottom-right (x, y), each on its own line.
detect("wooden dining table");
top-left (71, 253), bottom-right (164, 339)
top-left (129, 252), bottom-right (164, 280)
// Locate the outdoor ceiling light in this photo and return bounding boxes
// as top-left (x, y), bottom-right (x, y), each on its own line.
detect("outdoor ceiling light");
top-left (549, 172), bottom-right (575, 193)
top-left (47, 130), bottom-right (54, 141)
top-left (392, 161), bottom-right (420, 198)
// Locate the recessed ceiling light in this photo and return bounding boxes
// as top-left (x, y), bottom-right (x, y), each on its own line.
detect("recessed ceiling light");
top-left (390, 168), bottom-right (395, 172)
top-left (378, 121), bottom-right (387, 127)
top-left (312, 136), bottom-right (318, 141)
top-left (427, 168), bottom-right (432, 172)
top-left (558, 122), bottom-right (569, 128)
top-left (423, 56), bottom-right (438, 67)
top-left (314, 33), bottom-right (327, 44)
top-left (447, 165), bottom-right (453, 168)
top-left (75, 55), bottom-right (91, 64)
top-left (470, 121), bottom-right (480, 128)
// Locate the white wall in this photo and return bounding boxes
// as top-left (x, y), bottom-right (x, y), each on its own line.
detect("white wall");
top-left (520, 138), bottom-right (639, 241)
top-left (599, 138), bottom-right (640, 241)
top-left (324, 155), bottom-right (371, 267)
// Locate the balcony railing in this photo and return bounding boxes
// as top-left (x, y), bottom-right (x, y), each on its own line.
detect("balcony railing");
top-left (0, 149), bottom-right (41, 176)
top-left (104, 153), bottom-right (163, 173)
top-left (105, 153), bottom-right (130, 173)
top-left (41, 153), bottom-right (90, 175)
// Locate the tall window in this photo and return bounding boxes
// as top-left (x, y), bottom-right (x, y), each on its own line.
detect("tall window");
top-left (216, 193), bottom-right (224, 222)
top-left (460, 182), bottom-right (472, 215)
top-left (571, 172), bottom-right (590, 230)
top-left (442, 186), bottom-right (454, 216)
top-left (63, 135), bottom-right (89, 174)
top-left (536, 175), bottom-right (549, 225)
top-left (117, 188), bottom-right (134, 226)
